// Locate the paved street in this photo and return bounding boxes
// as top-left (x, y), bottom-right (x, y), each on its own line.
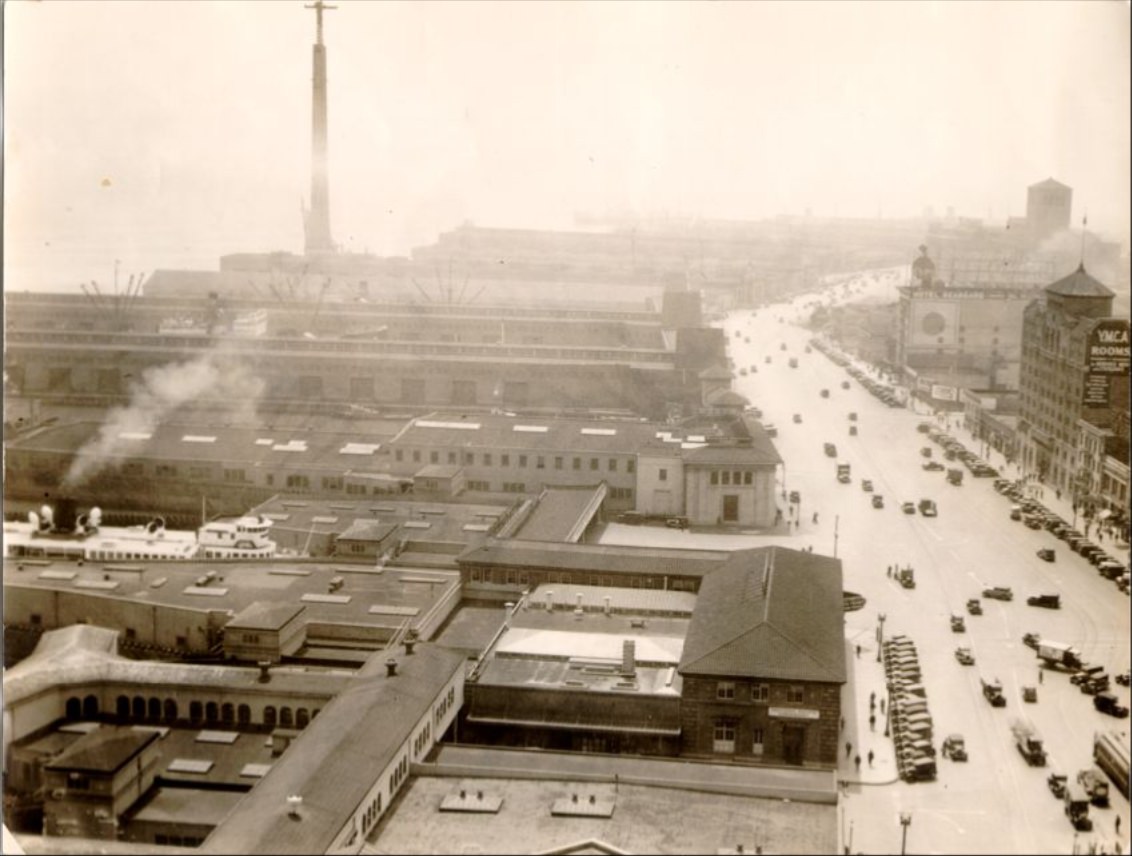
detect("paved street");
top-left (602, 273), bottom-right (1130, 855)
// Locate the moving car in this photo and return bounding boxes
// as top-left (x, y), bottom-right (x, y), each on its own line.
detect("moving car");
top-left (1027, 593), bottom-right (1061, 609)
top-left (789, 490), bottom-right (801, 504)
top-left (861, 479), bottom-right (873, 492)
top-left (955, 647), bottom-right (975, 665)
top-left (871, 495), bottom-right (884, 509)
top-left (983, 587), bottom-right (1014, 601)
top-left (902, 501), bottom-right (916, 514)
top-left (1023, 686), bottom-right (1038, 703)
top-left (793, 414), bottom-right (802, 424)
top-left (942, 734), bottom-right (968, 761)
top-left (1037, 548), bottom-right (1056, 562)
top-left (842, 381), bottom-right (851, 390)
top-left (824, 442), bottom-right (837, 457)
top-left (950, 615), bottom-right (966, 632)
top-left (966, 599), bottom-right (982, 615)
top-left (918, 499), bottom-right (938, 517)
top-left (922, 461), bottom-right (944, 472)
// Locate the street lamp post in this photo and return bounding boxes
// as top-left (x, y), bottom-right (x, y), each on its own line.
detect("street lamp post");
top-left (899, 812), bottom-right (912, 856)
top-left (876, 613), bottom-right (886, 663)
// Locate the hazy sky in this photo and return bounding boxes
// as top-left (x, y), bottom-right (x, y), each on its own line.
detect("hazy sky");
top-left (4, 0), bottom-right (1130, 291)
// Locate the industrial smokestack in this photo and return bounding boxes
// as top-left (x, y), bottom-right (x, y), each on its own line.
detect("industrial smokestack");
top-left (54, 497), bottom-right (78, 533)
top-left (304, 0), bottom-right (335, 255)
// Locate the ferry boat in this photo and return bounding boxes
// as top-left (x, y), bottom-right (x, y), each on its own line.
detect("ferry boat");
top-left (4, 503), bottom-right (277, 563)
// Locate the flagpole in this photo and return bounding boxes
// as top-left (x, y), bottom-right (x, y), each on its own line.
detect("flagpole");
top-left (1080, 212), bottom-right (1087, 267)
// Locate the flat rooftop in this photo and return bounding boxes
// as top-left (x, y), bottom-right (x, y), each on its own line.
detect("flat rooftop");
top-left (4, 557), bottom-right (459, 638)
top-left (369, 773), bottom-right (836, 855)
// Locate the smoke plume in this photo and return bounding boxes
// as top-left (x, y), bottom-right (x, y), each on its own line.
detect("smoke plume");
top-left (64, 348), bottom-right (264, 487)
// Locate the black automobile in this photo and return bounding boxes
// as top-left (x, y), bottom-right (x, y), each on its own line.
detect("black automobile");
top-left (1037, 548), bottom-right (1056, 562)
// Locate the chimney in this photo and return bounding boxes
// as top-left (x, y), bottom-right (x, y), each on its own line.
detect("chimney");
top-left (257, 661), bottom-right (272, 683)
top-left (385, 658), bottom-right (398, 677)
top-left (622, 640), bottom-right (636, 675)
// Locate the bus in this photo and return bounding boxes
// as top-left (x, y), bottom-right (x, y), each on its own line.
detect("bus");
top-left (1093, 730), bottom-right (1130, 800)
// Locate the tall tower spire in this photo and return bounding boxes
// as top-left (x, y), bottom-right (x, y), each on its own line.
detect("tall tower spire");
top-left (304, 0), bottom-right (336, 255)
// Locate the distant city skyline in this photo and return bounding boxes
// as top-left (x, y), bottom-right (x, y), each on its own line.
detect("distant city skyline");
top-left (3, 0), bottom-right (1129, 292)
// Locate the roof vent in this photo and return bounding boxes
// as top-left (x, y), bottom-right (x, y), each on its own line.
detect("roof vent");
top-left (386, 658), bottom-right (399, 677)
top-left (404, 639), bottom-right (416, 656)
top-left (257, 661), bottom-right (271, 683)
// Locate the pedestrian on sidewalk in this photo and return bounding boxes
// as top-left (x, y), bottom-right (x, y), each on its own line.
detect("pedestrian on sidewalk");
top-left (879, 698), bottom-right (885, 715)
top-left (854, 754), bottom-right (861, 772)
top-left (846, 741), bottom-right (852, 759)
top-left (1039, 669), bottom-right (1044, 685)
top-left (869, 713), bottom-right (876, 731)
top-left (840, 716), bottom-right (845, 733)
top-left (1116, 815), bottom-right (1121, 835)
top-left (856, 644), bottom-right (861, 659)
top-left (870, 691), bottom-right (876, 709)
top-left (868, 750), bottom-right (874, 767)
top-left (812, 512), bottom-right (819, 524)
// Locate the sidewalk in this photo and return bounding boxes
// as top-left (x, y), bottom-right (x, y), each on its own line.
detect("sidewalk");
top-left (838, 637), bottom-right (900, 789)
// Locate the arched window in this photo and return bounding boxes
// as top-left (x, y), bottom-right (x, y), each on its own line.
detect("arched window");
top-left (81, 695), bottom-right (99, 718)
top-left (148, 698), bottom-right (161, 720)
top-left (164, 699), bottom-right (178, 722)
top-left (132, 696), bottom-right (146, 719)
top-left (65, 697), bottom-right (82, 720)
top-left (221, 703), bottom-right (235, 724)
top-left (237, 704), bottom-right (251, 725)
top-left (280, 707), bottom-right (294, 728)
top-left (190, 701), bottom-right (204, 723)
top-left (205, 702), bottom-right (219, 723)
top-left (296, 708), bottom-right (310, 728)
top-left (264, 706), bottom-right (277, 728)
top-left (117, 696), bottom-right (130, 718)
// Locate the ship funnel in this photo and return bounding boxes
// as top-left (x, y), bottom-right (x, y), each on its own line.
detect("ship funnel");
top-left (40, 505), bottom-right (54, 529)
top-left (146, 516), bottom-right (166, 535)
top-left (54, 498), bottom-right (78, 533)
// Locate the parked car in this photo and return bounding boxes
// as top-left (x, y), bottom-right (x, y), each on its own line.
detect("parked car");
top-left (918, 499), bottom-right (938, 517)
top-left (923, 461), bottom-right (944, 472)
top-left (942, 734), bottom-right (968, 761)
top-left (966, 599), bottom-right (982, 615)
top-left (902, 502), bottom-right (916, 514)
top-left (862, 480), bottom-right (874, 492)
top-left (1027, 594), bottom-right (1061, 609)
top-left (955, 647), bottom-right (975, 665)
top-left (950, 615), bottom-right (966, 632)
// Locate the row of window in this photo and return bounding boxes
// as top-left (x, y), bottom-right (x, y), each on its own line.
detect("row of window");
top-left (717, 680), bottom-right (804, 704)
top-left (466, 566), bottom-right (698, 591)
top-left (713, 721), bottom-right (767, 755)
top-left (709, 470), bottom-right (755, 486)
top-left (64, 694), bottom-right (321, 728)
top-left (395, 448), bottom-right (635, 474)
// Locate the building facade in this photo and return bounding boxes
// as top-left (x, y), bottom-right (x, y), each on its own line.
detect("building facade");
top-left (1017, 265), bottom-right (1127, 495)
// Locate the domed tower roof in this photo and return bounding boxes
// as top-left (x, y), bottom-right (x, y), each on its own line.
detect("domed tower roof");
top-left (1045, 263), bottom-right (1113, 298)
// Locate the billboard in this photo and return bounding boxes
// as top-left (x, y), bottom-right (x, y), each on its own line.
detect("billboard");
top-left (931, 384), bottom-right (958, 402)
top-left (1087, 320), bottom-right (1130, 375)
top-left (1082, 320), bottom-right (1129, 407)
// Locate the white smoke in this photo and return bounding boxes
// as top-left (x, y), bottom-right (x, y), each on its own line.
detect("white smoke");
top-left (64, 348), bottom-right (264, 487)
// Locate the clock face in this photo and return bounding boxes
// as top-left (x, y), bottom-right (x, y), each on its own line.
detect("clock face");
top-left (921, 312), bottom-right (946, 336)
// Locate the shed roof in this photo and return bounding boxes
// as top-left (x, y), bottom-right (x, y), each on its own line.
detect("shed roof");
top-left (201, 643), bottom-right (466, 855)
top-left (44, 726), bottom-right (158, 774)
top-left (459, 539), bottom-right (730, 577)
